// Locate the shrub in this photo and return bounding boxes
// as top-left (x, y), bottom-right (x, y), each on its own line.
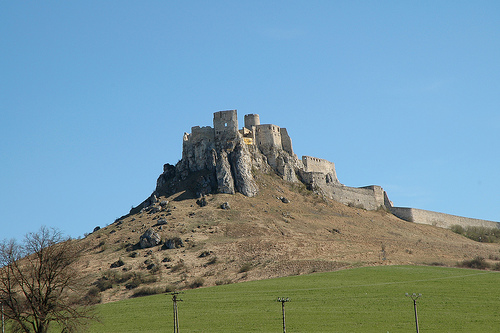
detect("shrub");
top-left (450, 225), bottom-right (465, 235)
top-left (124, 272), bottom-right (157, 290)
top-left (110, 258), bottom-right (125, 268)
top-left (189, 277), bottom-right (204, 289)
top-left (164, 284), bottom-right (176, 293)
top-left (115, 271), bottom-right (134, 284)
top-left (458, 256), bottom-right (490, 270)
top-left (81, 286), bottom-right (102, 305)
top-left (170, 262), bottom-right (185, 273)
top-left (125, 276), bottom-right (142, 290)
top-left (131, 286), bottom-right (164, 298)
top-left (451, 225), bottom-right (500, 243)
top-left (239, 262), bottom-right (253, 273)
top-left (95, 277), bottom-right (113, 292)
top-left (215, 278), bottom-right (232, 286)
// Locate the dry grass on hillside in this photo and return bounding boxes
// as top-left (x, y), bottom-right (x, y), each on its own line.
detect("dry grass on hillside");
top-left (76, 171), bottom-right (500, 303)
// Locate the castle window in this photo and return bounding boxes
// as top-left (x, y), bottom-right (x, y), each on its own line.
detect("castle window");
top-left (224, 122), bottom-right (228, 127)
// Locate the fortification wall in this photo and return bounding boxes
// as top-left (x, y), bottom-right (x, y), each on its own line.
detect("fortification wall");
top-left (390, 207), bottom-right (500, 229)
top-left (302, 156), bottom-right (338, 183)
top-left (255, 124), bottom-right (282, 151)
top-left (244, 114), bottom-right (260, 129)
top-left (326, 185), bottom-right (386, 210)
top-left (190, 126), bottom-right (215, 143)
top-left (214, 110), bottom-right (238, 138)
top-left (182, 126), bottom-right (216, 172)
top-left (280, 128), bottom-right (294, 155)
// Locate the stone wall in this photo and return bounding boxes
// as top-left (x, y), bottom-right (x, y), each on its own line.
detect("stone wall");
top-left (327, 185), bottom-right (387, 211)
top-left (244, 114), bottom-right (260, 129)
top-left (280, 128), bottom-right (294, 155)
top-left (255, 124), bottom-right (282, 151)
top-left (214, 110), bottom-right (238, 139)
top-left (302, 156), bottom-right (338, 183)
top-left (190, 126), bottom-right (215, 143)
top-left (390, 207), bottom-right (500, 229)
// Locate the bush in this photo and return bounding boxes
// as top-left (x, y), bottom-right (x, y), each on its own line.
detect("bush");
top-left (125, 277), bottom-right (142, 290)
top-left (458, 256), bottom-right (490, 270)
top-left (110, 258), bottom-right (125, 268)
top-left (95, 277), bottom-right (113, 292)
top-left (164, 284), bottom-right (176, 293)
top-left (450, 225), bottom-right (500, 243)
top-left (115, 271), bottom-right (134, 284)
top-left (215, 278), bottom-right (232, 286)
top-left (170, 262), bottom-right (185, 273)
top-left (125, 272), bottom-right (157, 290)
top-left (81, 286), bottom-right (102, 305)
top-left (189, 277), bottom-right (204, 289)
top-left (239, 262), bottom-right (253, 273)
top-left (131, 286), bottom-right (164, 298)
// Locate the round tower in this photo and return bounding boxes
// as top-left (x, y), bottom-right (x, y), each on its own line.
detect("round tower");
top-left (244, 114), bottom-right (260, 129)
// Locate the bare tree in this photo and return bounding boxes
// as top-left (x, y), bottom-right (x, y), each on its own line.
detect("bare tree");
top-left (0, 226), bottom-right (93, 332)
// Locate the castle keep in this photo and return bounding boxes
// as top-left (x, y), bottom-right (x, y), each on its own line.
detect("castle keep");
top-left (163, 110), bottom-right (499, 230)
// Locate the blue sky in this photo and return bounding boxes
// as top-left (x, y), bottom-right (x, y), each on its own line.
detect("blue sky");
top-left (1, 1), bottom-right (499, 241)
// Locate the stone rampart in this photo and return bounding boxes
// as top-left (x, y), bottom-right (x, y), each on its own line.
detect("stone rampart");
top-left (302, 156), bottom-right (338, 183)
top-left (280, 128), bottom-right (294, 155)
top-left (390, 207), bottom-right (500, 229)
top-left (244, 114), bottom-right (260, 129)
top-left (255, 124), bottom-right (282, 151)
top-left (190, 126), bottom-right (215, 143)
top-left (327, 185), bottom-right (386, 211)
top-left (176, 110), bottom-right (500, 231)
top-left (214, 110), bottom-right (238, 139)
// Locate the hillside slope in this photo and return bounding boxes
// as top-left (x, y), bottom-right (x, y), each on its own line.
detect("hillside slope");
top-left (77, 170), bottom-right (500, 303)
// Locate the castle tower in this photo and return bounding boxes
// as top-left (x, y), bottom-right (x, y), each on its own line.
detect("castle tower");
top-left (244, 114), bottom-right (260, 129)
top-left (213, 110), bottom-right (238, 139)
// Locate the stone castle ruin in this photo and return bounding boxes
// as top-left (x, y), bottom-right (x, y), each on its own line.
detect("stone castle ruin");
top-left (150, 110), bottom-right (499, 230)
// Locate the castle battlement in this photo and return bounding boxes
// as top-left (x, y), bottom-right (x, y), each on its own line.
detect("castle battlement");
top-left (176, 110), bottom-right (500, 230)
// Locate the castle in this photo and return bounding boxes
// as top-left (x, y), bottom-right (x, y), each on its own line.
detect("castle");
top-left (170, 110), bottom-right (500, 230)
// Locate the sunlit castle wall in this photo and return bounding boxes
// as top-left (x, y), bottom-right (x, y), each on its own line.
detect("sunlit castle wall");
top-left (244, 114), bottom-right (260, 129)
top-left (214, 110), bottom-right (238, 140)
top-left (302, 156), bottom-right (338, 183)
top-left (279, 128), bottom-right (294, 155)
top-left (255, 124), bottom-right (283, 152)
top-left (390, 207), bottom-right (500, 229)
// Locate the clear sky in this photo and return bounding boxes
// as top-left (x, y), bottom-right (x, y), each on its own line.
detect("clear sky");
top-left (1, 1), bottom-right (499, 241)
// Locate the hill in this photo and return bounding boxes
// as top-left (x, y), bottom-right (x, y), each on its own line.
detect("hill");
top-left (76, 169), bottom-right (500, 304)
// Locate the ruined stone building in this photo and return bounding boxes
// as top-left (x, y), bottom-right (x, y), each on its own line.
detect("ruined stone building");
top-left (154, 110), bottom-right (499, 230)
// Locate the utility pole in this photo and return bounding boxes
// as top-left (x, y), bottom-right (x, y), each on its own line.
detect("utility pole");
top-left (277, 297), bottom-right (290, 333)
top-left (405, 293), bottom-right (421, 333)
top-left (169, 292), bottom-right (183, 333)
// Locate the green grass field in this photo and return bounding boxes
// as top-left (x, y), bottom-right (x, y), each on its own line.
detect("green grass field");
top-left (88, 266), bottom-right (500, 332)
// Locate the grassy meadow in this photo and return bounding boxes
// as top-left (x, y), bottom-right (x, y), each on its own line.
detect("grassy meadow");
top-left (88, 265), bottom-right (500, 332)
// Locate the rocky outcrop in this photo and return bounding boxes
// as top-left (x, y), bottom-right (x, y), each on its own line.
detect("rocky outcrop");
top-left (230, 141), bottom-right (258, 197)
top-left (137, 111), bottom-right (304, 210)
top-left (215, 150), bottom-right (235, 194)
top-left (139, 228), bottom-right (161, 249)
